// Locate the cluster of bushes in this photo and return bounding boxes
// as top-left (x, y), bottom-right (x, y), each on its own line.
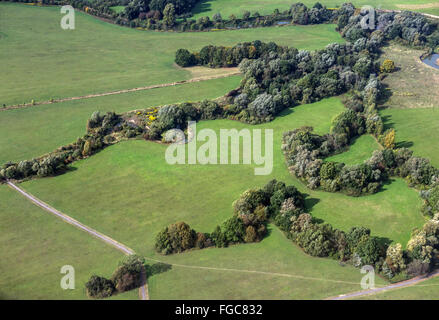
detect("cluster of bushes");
top-left (154, 180), bottom-right (306, 254)
top-left (339, 4), bottom-right (439, 48)
top-left (381, 214), bottom-right (439, 280)
top-left (175, 40), bottom-right (280, 68)
top-left (176, 35), bottom-right (385, 124)
top-left (85, 255), bottom-right (145, 299)
top-left (145, 100), bottom-right (223, 140)
top-left (282, 121), bottom-right (438, 196)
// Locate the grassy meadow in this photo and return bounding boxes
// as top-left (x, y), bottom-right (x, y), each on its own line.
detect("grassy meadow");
top-left (16, 97), bottom-right (426, 298)
top-left (1, 2), bottom-right (437, 300)
top-left (192, 0), bottom-right (439, 19)
top-left (378, 43), bottom-right (439, 167)
top-left (0, 76), bottom-right (241, 164)
top-left (0, 184), bottom-right (138, 300)
top-left (0, 2), bottom-right (344, 106)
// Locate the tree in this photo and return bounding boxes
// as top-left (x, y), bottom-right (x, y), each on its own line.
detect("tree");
top-left (175, 48), bottom-right (197, 67)
top-left (383, 129), bottom-right (395, 149)
top-left (212, 12), bottom-right (222, 22)
top-left (154, 221), bottom-right (197, 254)
top-left (386, 243), bottom-right (406, 273)
top-left (111, 255), bottom-right (145, 292)
top-left (85, 275), bottom-right (115, 298)
top-left (380, 59), bottom-right (395, 73)
top-left (163, 3), bottom-right (175, 27)
top-left (248, 93), bottom-right (276, 118)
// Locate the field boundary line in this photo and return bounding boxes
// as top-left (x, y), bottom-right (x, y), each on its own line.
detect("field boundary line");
top-left (6, 180), bottom-right (149, 300)
top-left (1, 72), bottom-right (241, 111)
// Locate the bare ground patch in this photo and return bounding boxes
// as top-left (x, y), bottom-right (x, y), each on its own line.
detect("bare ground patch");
top-left (380, 43), bottom-right (439, 109)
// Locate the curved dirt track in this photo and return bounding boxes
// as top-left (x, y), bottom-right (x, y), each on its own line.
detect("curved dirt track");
top-left (7, 180), bottom-right (439, 300)
top-left (6, 181), bottom-right (149, 300)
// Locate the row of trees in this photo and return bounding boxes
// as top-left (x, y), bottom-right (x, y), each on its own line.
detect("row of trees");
top-left (121, 2), bottom-right (336, 31)
top-left (154, 180), bottom-right (306, 254)
top-left (0, 110), bottom-right (149, 181)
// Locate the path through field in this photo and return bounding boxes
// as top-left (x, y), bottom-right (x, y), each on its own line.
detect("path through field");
top-left (6, 180), bottom-right (439, 300)
top-left (328, 269), bottom-right (439, 300)
top-left (1, 71), bottom-right (240, 111)
top-left (6, 180), bottom-right (149, 300)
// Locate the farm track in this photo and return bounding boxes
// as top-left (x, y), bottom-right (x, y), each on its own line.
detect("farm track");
top-left (328, 269), bottom-right (439, 300)
top-left (6, 180), bottom-right (439, 300)
top-left (1, 72), bottom-right (241, 111)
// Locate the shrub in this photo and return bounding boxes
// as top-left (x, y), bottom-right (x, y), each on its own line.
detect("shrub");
top-left (154, 221), bottom-right (197, 254)
top-left (111, 255), bottom-right (145, 293)
top-left (85, 275), bottom-right (115, 299)
top-left (175, 48), bottom-right (197, 67)
top-left (221, 216), bottom-right (246, 243)
top-left (380, 59), bottom-right (395, 73)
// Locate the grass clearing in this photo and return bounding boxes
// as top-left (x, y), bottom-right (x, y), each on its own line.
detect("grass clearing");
top-left (326, 134), bottom-right (381, 165)
top-left (381, 107), bottom-right (439, 167)
top-left (0, 2), bottom-right (343, 106)
top-left (0, 184), bottom-right (137, 300)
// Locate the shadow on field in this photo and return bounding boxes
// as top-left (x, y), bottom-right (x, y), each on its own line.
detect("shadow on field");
top-left (145, 262), bottom-right (172, 278)
top-left (192, 0), bottom-right (213, 16)
top-left (304, 196), bottom-right (320, 212)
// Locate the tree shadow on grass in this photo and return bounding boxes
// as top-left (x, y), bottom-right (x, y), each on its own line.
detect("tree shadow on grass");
top-left (145, 262), bottom-right (172, 278)
top-left (396, 140), bottom-right (414, 148)
top-left (303, 195), bottom-right (320, 212)
top-left (191, 0), bottom-right (214, 16)
top-left (378, 83), bottom-right (394, 105)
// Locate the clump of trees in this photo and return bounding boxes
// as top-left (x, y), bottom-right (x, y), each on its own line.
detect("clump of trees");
top-left (85, 255), bottom-right (146, 299)
top-left (282, 122), bottom-right (438, 196)
top-left (154, 180), bottom-right (306, 254)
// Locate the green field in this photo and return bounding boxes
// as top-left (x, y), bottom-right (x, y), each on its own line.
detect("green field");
top-left (192, 0), bottom-right (439, 19)
top-left (326, 134), bottom-right (381, 165)
top-left (0, 76), bottom-right (241, 164)
top-left (381, 107), bottom-right (439, 167)
top-left (0, 184), bottom-right (138, 300)
top-left (2, 2), bottom-right (436, 300)
top-left (0, 2), bottom-right (343, 106)
top-left (14, 97), bottom-right (425, 298)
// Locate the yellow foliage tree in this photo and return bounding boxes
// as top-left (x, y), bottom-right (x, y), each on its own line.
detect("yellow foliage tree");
top-left (380, 59), bottom-right (395, 73)
top-left (384, 129), bottom-right (395, 149)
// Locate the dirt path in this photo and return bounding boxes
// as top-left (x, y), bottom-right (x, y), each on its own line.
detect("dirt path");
top-left (6, 180), bottom-right (149, 300)
top-left (8, 180), bottom-right (439, 300)
top-left (1, 72), bottom-right (241, 112)
top-left (328, 269), bottom-right (439, 300)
